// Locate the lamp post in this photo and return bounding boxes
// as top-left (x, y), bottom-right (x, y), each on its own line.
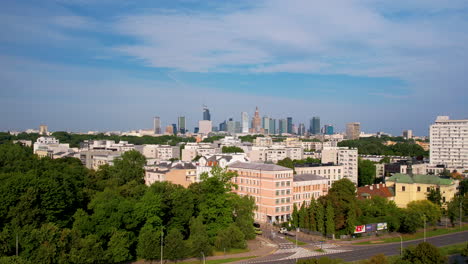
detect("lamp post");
top-left (160, 228), bottom-right (164, 264)
top-left (460, 199), bottom-right (463, 230)
top-left (423, 214), bottom-right (426, 242)
top-left (397, 234), bottom-right (403, 256)
top-left (201, 251), bottom-right (206, 264)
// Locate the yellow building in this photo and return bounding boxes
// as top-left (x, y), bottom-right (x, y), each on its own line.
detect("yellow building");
top-left (386, 173), bottom-right (457, 208)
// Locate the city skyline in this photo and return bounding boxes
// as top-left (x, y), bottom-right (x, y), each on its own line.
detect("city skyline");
top-left (1, 0), bottom-right (468, 135)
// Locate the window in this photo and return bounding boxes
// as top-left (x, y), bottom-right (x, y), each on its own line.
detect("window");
top-left (417, 186), bottom-right (421, 192)
top-left (427, 187), bottom-right (430, 192)
top-left (402, 186), bottom-right (406, 191)
top-left (276, 199), bottom-right (279, 204)
top-left (276, 207), bottom-right (280, 213)
top-left (286, 181), bottom-right (291, 186)
top-left (286, 189), bottom-right (291, 195)
top-left (276, 190), bottom-right (280, 196)
top-left (276, 182), bottom-right (280, 187)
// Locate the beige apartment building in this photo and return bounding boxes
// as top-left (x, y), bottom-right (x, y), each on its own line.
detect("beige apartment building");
top-left (249, 146), bottom-right (303, 163)
top-left (292, 174), bottom-right (328, 207)
top-left (144, 162), bottom-right (197, 187)
top-left (295, 163), bottom-right (344, 187)
top-left (182, 143), bottom-right (217, 161)
top-left (321, 147), bottom-right (358, 184)
top-left (229, 162), bottom-right (294, 223)
top-left (346, 122), bottom-right (361, 140)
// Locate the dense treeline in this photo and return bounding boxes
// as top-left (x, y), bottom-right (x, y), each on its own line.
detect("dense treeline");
top-left (221, 146), bottom-right (244, 153)
top-left (0, 131), bottom-right (195, 148)
top-left (338, 137), bottom-right (428, 157)
top-left (290, 178), bottom-right (468, 236)
top-left (0, 143), bottom-right (255, 263)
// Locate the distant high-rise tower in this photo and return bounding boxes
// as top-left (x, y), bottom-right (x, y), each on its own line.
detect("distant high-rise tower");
top-left (298, 123), bottom-right (306, 136)
top-left (39, 124), bottom-right (48, 135)
top-left (241, 112), bottom-right (249, 133)
top-left (165, 125), bottom-right (174, 135)
top-left (262, 116), bottom-right (270, 134)
top-left (203, 105), bottom-right (211, 121)
top-left (153, 116), bottom-right (161, 134)
top-left (178, 116), bottom-right (186, 134)
top-left (346, 122), bottom-right (361, 140)
top-left (227, 118), bottom-right (236, 134)
top-left (172, 124), bottom-right (177, 135)
top-left (251, 107), bottom-right (262, 133)
top-left (279, 119), bottom-right (287, 134)
top-left (310, 117), bottom-right (320, 134)
top-left (269, 118), bottom-right (276, 135)
top-left (287, 117), bottom-right (293, 134)
top-left (324, 124), bottom-right (334, 135)
top-left (403, 130), bottom-right (413, 139)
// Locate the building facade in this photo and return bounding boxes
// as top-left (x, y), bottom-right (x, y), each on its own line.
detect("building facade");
top-left (346, 122), bottom-right (361, 140)
top-left (153, 116), bottom-right (161, 134)
top-left (293, 174), bottom-right (328, 207)
top-left (310, 117), bottom-right (320, 135)
top-left (430, 116), bottom-right (468, 170)
top-left (321, 147), bottom-right (358, 184)
top-left (241, 112), bottom-right (249, 133)
top-left (229, 162), bottom-right (293, 223)
top-left (178, 116), bottom-right (186, 134)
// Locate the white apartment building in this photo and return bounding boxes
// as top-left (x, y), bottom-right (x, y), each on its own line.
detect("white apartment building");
top-left (33, 137), bottom-right (75, 158)
top-left (181, 143), bottom-right (218, 162)
top-left (198, 120), bottom-right (212, 134)
top-left (301, 141), bottom-right (338, 151)
top-left (430, 116), bottom-right (468, 170)
top-left (81, 140), bottom-right (135, 152)
top-left (321, 147), bottom-right (358, 184)
top-left (254, 137), bottom-right (273, 147)
top-left (141, 145), bottom-right (180, 161)
top-left (249, 146), bottom-right (303, 163)
top-left (295, 163), bottom-right (345, 186)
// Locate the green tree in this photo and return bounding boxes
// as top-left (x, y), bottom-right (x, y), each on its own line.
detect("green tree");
top-left (215, 224), bottom-right (246, 250)
top-left (277, 158), bottom-right (295, 171)
top-left (292, 204), bottom-right (299, 228)
top-left (426, 188), bottom-right (442, 207)
top-left (165, 228), bottom-right (189, 262)
top-left (136, 225), bottom-right (162, 261)
top-left (406, 200), bottom-right (441, 225)
top-left (112, 150), bottom-right (146, 185)
top-left (327, 179), bottom-right (357, 232)
top-left (316, 202), bottom-right (325, 234)
top-left (69, 234), bottom-right (105, 264)
top-left (402, 242), bottom-right (446, 264)
top-left (188, 216), bottom-right (212, 257)
top-left (299, 203), bottom-right (307, 229)
top-left (358, 159), bottom-right (376, 186)
top-left (399, 209), bottom-right (422, 234)
top-left (105, 230), bottom-right (133, 263)
top-left (308, 199), bottom-right (317, 232)
top-left (232, 195), bottom-right (256, 240)
top-left (325, 201), bottom-right (335, 236)
top-left (221, 146), bottom-right (244, 153)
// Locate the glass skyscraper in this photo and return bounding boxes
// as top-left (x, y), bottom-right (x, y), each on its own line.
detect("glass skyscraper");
top-left (310, 116), bottom-right (320, 134)
top-left (287, 117), bottom-right (293, 134)
top-left (203, 105), bottom-right (211, 121)
top-left (178, 116), bottom-right (186, 134)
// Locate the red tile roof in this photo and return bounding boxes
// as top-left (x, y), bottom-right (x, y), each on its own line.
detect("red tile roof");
top-left (357, 184), bottom-right (394, 200)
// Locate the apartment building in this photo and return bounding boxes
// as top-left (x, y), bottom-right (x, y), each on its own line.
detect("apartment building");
top-left (229, 162), bottom-right (293, 223)
top-left (295, 163), bottom-right (345, 186)
top-left (321, 147), bottom-right (358, 184)
top-left (141, 144), bottom-right (180, 160)
top-left (33, 137), bottom-right (75, 158)
top-left (430, 116), bottom-right (468, 170)
top-left (181, 143), bottom-right (218, 161)
top-left (249, 146), bottom-right (303, 163)
top-left (254, 137), bottom-right (273, 147)
top-left (144, 162), bottom-right (197, 187)
top-left (301, 141), bottom-right (338, 151)
top-left (197, 153), bottom-right (249, 181)
top-left (292, 174), bottom-right (328, 207)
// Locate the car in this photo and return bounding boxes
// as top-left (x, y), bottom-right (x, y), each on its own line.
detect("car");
top-left (279, 227), bottom-right (288, 234)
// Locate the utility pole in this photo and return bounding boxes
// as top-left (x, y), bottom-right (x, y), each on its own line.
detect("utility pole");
top-left (423, 214), bottom-right (426, 242)
top-left (397, 235), bottom-right (403, 256)
top-left (460, 199), bottom-right (463, 230)
top-left (160, 228), bottom-right (163, 264)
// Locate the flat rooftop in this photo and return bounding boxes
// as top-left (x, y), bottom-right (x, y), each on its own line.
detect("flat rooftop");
top-left (229, 161), bottom-right (291, 171)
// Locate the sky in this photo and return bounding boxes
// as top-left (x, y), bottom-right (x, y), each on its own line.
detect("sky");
top-left (1, 0), bottom-right (468, 136)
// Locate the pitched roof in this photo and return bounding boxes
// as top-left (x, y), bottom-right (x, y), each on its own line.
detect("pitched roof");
top-left (357, 184), bottom-right (394, 200)
top-left (293, 174), bottom-right (327, 182)
top-left (229, 161), bottom-right (291, 171)
top-left (386, 173), bottom-right (454, 185)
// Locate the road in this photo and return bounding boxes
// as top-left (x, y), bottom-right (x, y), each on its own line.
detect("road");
top-left (239, 231), bottom-right (468, 264)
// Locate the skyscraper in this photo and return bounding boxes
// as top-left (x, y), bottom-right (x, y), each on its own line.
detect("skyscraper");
top-left (241, 112), bottom-right (249, 133)
top-left (153, 116), bottom-right (161, 134)
top-left (310, 116), bottom-right (320, 134)
top-left (346, 122), bottom-right (361, 140)
top-left (219, 121), bottom-right (227, 131)
top-left (172, 124), bottom-right (177, 135)
top-left (287, 117), bottom-right (293, 134)
top-left (298, 123), bottom-right (306, 136)
top-left (251, 107), bottom-right (262, 133)
top-left (178, 116), bottom-right (186, 134)
top-left (324, 124), bottom-right (334, 135)
top-left (203, 105), bottom-right (211, 121)
top-left (227, 118), bottom-right (236, 134)
top-left (262, 116), bottom-right (270, 134)
top-left (269, 118), bottom-right (276, 135)
top-left (403, 130), bottom-right (413, 139)
top-left (279, 119), bottom-right (287, 134)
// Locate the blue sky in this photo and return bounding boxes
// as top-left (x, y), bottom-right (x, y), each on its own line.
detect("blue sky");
top-left (1, 0), bottom-right (468, 136)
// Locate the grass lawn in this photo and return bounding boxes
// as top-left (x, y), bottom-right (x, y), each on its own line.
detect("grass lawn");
top-left (354, 225), bottom-right (468, 245)
top-left (439, 242), bottom-right (468, 256)
top-left (178, 256), bottom-right (256, 264)
top-left (314, 249), bottom-right (325, 253)
top-left (285, 236), bottom-right (307, 245)
top-left (212, 248), bottom-right (250, 256)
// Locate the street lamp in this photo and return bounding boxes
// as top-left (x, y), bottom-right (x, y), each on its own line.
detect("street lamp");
top-left (460, 199), bottom-right (463, 230)
top-left (397, 235), bottom-right (403, 256)
top-left (201, 251), bottom-right (206, 264)
top-left (160, 228), bottom-right (164, 264)
top-left (423, 214), bottom-right (426, 242)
